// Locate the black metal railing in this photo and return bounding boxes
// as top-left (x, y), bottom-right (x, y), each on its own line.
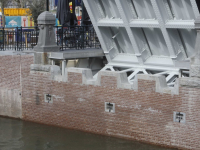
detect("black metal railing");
top-left (55, 25), bottom-right (101, 51)
top-left (0, 27), bottom-right (39, 51)
top-left (0, 25), bottom-right (101, 51)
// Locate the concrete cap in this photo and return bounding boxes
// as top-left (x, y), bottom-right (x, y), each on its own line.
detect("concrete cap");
top-left (37, 11), bottom-right (56, 25)
top-left (195, 15), bottom-right (200, 29)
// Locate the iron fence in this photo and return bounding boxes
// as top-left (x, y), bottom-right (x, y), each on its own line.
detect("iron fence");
top-left (0, 25), bottom-right (101, 51)
top-left (0, 27), bottom-right (39, 51)
top-left (55, 25), bottom-right (101, 51)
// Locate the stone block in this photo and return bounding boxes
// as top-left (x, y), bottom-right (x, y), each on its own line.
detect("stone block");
top-left (34, 52), bottom-right (51, 65)
top-left (180, 77), bottom-right (200, 88)
top-left (190, 64), bottom-right (200, 78)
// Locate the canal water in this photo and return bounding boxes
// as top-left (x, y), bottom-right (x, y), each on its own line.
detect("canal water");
top-left (0, 117), bottom-right (176, 150)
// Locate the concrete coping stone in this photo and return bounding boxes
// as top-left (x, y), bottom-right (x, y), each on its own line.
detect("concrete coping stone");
top-left (0, 51), bottom-right (34, 56)
top-left (30, 64), bottom-right (61, 80)
top-left (138, 74), bottom-right (179, 95)
top-left (180, 77), bottom-right (200, 88)
top-left (30, 66), bottom-right (180, 95)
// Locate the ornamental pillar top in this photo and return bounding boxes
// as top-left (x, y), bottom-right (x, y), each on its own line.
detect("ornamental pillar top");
top-left (37, 11), bottom-right (56, 25)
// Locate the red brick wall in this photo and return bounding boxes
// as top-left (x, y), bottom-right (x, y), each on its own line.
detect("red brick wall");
top-left (0, 55), bottom-right (33, 118)
top-left (0, 55), bottom-right (200, 149)
top-left (101, 75), bottom-right (118, 88)
top-left (21, 70), bottom-right (200, 150)
top-left (0, 55), bottom-right (33, 90)
top-left (68, 72), bottom-right (82, 84)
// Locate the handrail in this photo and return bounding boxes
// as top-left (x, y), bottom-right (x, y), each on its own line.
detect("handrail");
top-left (0, 25), bottom-right (101, 51)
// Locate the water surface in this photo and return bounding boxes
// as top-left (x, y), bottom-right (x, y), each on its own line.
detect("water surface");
top-left (0, 117), bottom-right (176, 150)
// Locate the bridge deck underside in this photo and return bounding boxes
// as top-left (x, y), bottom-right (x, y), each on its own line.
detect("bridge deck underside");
top-left (83, 0), bottom-right (200, 86)
top-left (83, 0), bottom-right (199, 70)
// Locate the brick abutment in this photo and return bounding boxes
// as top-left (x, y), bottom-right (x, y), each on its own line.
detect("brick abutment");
top-left (0, 55), bottom-right (200, 149)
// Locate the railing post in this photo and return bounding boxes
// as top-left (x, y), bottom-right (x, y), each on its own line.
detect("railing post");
top-left (21, 26), bottom-right (23, 51)
top-left (56, 26), bottom-right (58, 46)
top-left (36, 26), bottom-right (38, 46)
top-left (2, 27), bottom-right (4, 51)
top-left (83, 26), bottom-right (85, 49)
top-left (16, 27), bottom-right (18, 51)
top-left (61, 26), bottom-right (63, 51)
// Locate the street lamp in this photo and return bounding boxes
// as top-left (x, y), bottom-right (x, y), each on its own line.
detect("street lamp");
top-left (46, 0), bottom-right (49, 11)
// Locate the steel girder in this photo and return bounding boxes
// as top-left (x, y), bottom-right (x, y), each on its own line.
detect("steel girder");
top-left (83, 0), bottom-right (199, 85)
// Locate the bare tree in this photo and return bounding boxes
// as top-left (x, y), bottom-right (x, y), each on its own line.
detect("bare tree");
top-left (26, 0), bottom-right (46, 25)
top-left (0, 0), bottom-right (10, 27)
top-left (13, 0), bottom-right (31, 8)
top-left (12, 0), bottom-right (21, 7)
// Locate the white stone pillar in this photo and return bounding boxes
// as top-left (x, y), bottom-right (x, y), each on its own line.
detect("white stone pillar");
top-left (62, 60), bottom-right (66, 80)
top-left (51, 59), bottom-right (55, 65)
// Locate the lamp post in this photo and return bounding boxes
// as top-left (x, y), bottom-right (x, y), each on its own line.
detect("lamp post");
top-left (46, 0), bottom-right (49, 11)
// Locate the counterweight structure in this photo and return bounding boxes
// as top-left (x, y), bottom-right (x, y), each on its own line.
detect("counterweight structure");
top-left (83, 0), bottom-right (199, 86)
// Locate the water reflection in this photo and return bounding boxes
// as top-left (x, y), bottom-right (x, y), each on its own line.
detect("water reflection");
top-left (0, 117), bottom-right (176, 150)
top-left (0, 118), bottom-right (24, 150)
